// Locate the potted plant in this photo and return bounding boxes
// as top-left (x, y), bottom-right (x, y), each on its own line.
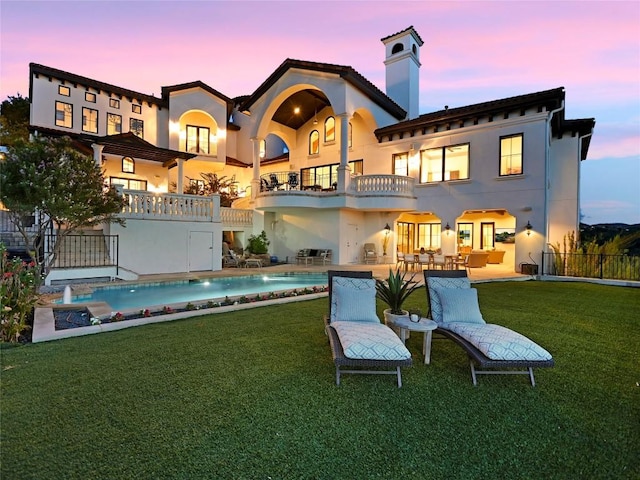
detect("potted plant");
top-left (375, 268), bottom-right (422, 328)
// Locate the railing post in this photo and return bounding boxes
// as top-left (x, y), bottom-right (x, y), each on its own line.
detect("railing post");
top-left (599, 253), bottom-right (604, 279)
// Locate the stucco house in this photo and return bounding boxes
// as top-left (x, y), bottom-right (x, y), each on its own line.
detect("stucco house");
top-left (23, 26), bottom-right (595, 284)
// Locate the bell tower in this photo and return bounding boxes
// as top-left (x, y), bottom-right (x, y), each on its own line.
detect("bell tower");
top-left (382, 26), bottom-right (423, 120)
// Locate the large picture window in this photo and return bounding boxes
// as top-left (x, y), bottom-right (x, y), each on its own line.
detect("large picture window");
top-left (82, 107), bottom-right (98, 133)
top-left (186, 125), bottom-right (210, 154)
top-left (130, 118), bottom-right (144, 138)
top-left (107, 113), bottom-right (122, 135)
top-left (500, 134), bottom-right (523, 176)
top-left (110, 177), bottom-right (147, 190)
top-left (417, 223), bottom-right (441, 250)
top-left (55, 101), bottom-right (72, 128)
top-left (393, 152), bottom-right (408, 176)
top-left (420, 144), bottom-right (470, 182)
top-left (309, 130), bottom-right (320, 155)
top-left (300, 159), bottom-right (363, 190)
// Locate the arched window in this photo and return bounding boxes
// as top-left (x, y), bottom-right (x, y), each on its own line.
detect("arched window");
top-left (122, 156), bottom-right (134, 173)
top-left (309, 130), bottom-right (320, 155)
top-left (324, 116), bottom-right (335, 142)
top-left (392, 43), bottom-right (404, 54)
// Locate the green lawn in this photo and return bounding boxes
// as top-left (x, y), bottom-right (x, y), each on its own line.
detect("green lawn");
top-left (1, 281), bottom-right (639, 479)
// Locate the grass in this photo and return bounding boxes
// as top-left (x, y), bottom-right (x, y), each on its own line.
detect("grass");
top-left (1, 280), bottom-right (639, 479)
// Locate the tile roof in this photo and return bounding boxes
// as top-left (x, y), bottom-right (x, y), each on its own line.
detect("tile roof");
top-left (29, 63), bottom-right (164, 107)
top-left (238, 59), bottom-right (406, 120)
top-left (380, 25), bottom-right (424, 45)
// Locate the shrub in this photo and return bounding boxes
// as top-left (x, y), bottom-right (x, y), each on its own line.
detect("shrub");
top-left (0, 243), bottom-right (38, 342)
top-left (246, 230), bottom-right (270, 254)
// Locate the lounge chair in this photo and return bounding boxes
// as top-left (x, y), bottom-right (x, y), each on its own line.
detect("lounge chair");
top-left (324, 270), bottom-right (412, 387)
top-left (423, 270), bottom-right (554, 386)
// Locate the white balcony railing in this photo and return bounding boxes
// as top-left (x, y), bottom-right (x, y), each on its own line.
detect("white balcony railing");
top-left (220, 207), bottom-right (253, 226)
top-left (351, 175), bottom-right (415, 195)
top-left (120, 190), bottom-right (220, 221)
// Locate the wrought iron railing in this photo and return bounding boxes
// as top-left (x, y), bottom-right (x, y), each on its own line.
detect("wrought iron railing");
top-left (45, 234), bottom-right (119, 271)
top-left (541, 252), bottom-right (640, 281)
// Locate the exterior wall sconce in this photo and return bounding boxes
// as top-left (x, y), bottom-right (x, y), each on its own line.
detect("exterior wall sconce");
top-left (525, 221), bottom-right (532, 236)
top-left (444, 223), bottom-right (451, 234)
top-left (382, 223), bottom-right (391, 256)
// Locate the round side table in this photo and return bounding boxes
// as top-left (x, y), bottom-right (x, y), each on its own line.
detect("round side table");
top-left (392, 317), bottom-right (438, 364)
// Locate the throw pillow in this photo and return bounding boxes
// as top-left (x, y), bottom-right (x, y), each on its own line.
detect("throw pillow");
top-left (426, 277), bottom-right (470, 323)
top-left (331, 277), bottom-right (379, 323)
top-left (436, 287), bottom-right (485, 324)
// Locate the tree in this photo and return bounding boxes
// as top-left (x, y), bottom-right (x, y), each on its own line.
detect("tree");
top-left (181, 172), bottom-right (239, 207)
top-left (0, 94), bottom-right (30, 146)
top-left (0, 136), bottom-right (126, 281)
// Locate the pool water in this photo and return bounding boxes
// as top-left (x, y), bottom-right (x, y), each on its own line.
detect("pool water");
top-left (65, 273), bottom-right (328, 311)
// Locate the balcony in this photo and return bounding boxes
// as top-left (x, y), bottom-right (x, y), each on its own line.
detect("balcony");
top-left (254, 172), bottom-right (417, 211)
top-left (119, 190), bottom-right (221, 221)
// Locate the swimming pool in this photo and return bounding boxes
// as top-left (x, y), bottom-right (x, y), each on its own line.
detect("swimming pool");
top-left (65, 273), bottom-right (328, 311)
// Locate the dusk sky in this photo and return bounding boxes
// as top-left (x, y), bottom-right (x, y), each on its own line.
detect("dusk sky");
top-left (1, 0), bottom-right (638, 224)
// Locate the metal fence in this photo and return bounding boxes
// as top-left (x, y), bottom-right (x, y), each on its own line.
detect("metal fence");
top-left (541, 252), bottom-right (640, 281)
top-left (45, 234), bottom-right (119, 271)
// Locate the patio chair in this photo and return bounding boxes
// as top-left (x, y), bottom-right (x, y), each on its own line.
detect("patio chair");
top-left (287, 172), bottom-right (299, 190)
top-left (269, 173), bottom-right (282, 190)
top-left (423, 269), bottom-right (554, 386)
top-left (324, 270), bottom-right (412, 387)
top-left (363, 243), bottom-right (378, 264)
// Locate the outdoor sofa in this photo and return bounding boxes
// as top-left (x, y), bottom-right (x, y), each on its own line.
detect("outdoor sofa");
top-left (296, 248), bottom-right (332, 265)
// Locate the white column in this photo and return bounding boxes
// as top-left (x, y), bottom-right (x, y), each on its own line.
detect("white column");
top-left (250, 137), bottom-right (263, 200)
top-left (336, 113), bottom-right (350, 193)
top-left (176, 159), bottom-right (184, 194)
top-left (91, 143), bottom-right (104, 167)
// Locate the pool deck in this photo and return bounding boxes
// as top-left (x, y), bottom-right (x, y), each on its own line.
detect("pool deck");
top-left (33, 262), bottom-right (530, 343)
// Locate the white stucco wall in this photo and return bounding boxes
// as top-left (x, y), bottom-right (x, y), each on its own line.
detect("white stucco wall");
top-left (107, 219), bottom-right (222, 275)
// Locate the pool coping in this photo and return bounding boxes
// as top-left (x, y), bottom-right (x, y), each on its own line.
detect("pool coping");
top-left (33, 292), bottom-right (327, 343)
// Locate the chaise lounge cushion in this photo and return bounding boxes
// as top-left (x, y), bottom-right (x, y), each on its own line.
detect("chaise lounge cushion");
top-left (435, 287), bottom-right (485, 324)
top-left (331, 321), bottom-right (411, 361)
top-left (331, 277), bottom-right (379, 323)
top-left (426, 276), bottom-right (471, 324)
top-left (440, 322), bottom-right (553, 361)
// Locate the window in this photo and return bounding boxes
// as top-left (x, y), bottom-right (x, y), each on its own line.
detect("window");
top-left (122, 157), bottom-right (135, 173)
top-left (85, 92), bottom-right (96, 103)
top-left (259, 139), bottom-right (266, 158)
top-left (309, 130), bottom-right (319, 155)
top-left (500, 134), bottom-right (523, 176)
top-left (457, 223), bottom-right (473, 249)
top-left (58, 85), bottom-right (70, 96)
top-left (348, 122), bottom-right (353, 148)
top-left (186, 125), bottom-right (210, 154)
top-left (420, 144), bottom-right (470, 182)
top-left (82, 107), bottom-right (98, 133)
top-left (349, 159), bottom-right (363, 175)
top-left (130, 118), bottom-right (144, 138)
top-left (396, 222), bottom-right (414, 253)
top-left (132, 104), bottom-right (142, 114)
top-left (481, 222), bottom-right (495, 250)
top-left (300, 159), bottom-right (363, 190)
top-left (109, 98), bottom-right (120, 109)
top-left (417, 223), bottom-right (441, 250)
top-left (107, 113), bottom-right (122, 135)
top-left (324, 117), bottom-right (335, 142)
top-left (55, 101), bottom-right (73, 128)
top-left (190, 179), bottom-right (205, 194)
top-left (393, 152), bottom-right (408, 176)
top-left (110, 177), bottom-right (147, 190)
